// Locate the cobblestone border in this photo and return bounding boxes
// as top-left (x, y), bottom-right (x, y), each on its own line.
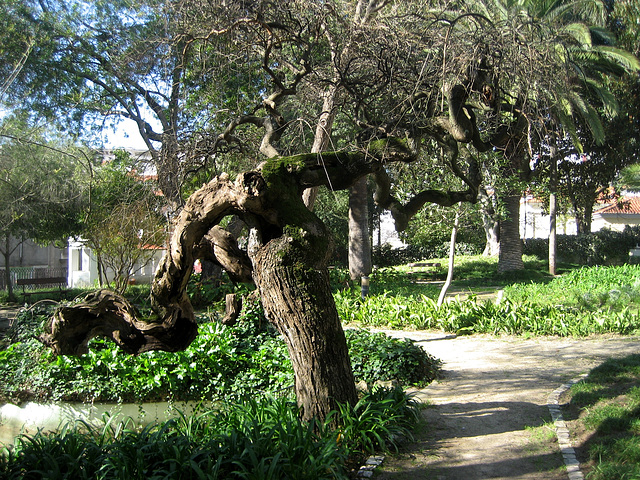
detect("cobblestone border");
top-left (356, 455), bottom-right (385, 478)
top-left (546, 374), bottom-right (589, 480)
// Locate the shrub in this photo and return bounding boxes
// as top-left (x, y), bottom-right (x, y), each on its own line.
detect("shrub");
top-left (346, 329), bottom-right (442, 387)
top-left (335, 385), bottom-right (420, 454)
top-left (1, 302), bottom-right (438, 404)
top-left (523, 226), bottom-right (640, 266)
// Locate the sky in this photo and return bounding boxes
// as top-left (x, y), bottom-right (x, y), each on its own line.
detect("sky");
top-left (101, 118), bottom-right (150, 150)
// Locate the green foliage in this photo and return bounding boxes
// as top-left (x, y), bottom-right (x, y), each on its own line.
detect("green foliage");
top-left (505, 264), bottom-right (640, 313)
top-left (1, 301), bottom-right (437, 404)
top-left (336, 262), bottom-right (640, 337)
top-left (1, 303), bottom-right (293, 404)
top-left (523, 227), bottom-right (640, 265)
top-left (187, 273), bottom-right (255, 310)
top-left (335, 386), bottom-right (420, 454)
top-left (0, 391), bottom-right (419, 479)
top-left (566, 355), bottom-right (640, 480)
top-left (346, 329), bottom-right (442, 387)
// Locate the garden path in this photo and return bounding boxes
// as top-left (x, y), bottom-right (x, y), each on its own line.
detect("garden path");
top-left (373, 331), bottom-right (640, 480)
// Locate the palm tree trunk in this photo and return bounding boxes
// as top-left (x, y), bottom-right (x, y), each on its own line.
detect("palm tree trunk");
top-left (348, 176), bottom-right (372, 287)
top-left (498, 195), bottom-right (524, 272)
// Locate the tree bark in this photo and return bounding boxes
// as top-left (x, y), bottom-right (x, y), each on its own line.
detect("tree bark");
top-left (480, 190), bottom-right (500, 257)
top-left (253, 234), bottom-right (357, 422)
top-left (438, 210), bottom-right (459, 307)
top-left (549, 150), bottom-right (558, 276)
top-left (2, 234), bottom-right (15, 302)
top-left (575, 202), bottom-right (594, 234)
top-left (348, 176), bottom-right (372, 283)
top-left (498, 194), bottom-right (524, 272)
top-left (549, 191), bottom-right (557, 275)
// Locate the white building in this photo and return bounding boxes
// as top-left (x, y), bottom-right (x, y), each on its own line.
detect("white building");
top-left (67, 239), bottom-right (165, 288)
top-left (519, 195), bottom-right (640, 239)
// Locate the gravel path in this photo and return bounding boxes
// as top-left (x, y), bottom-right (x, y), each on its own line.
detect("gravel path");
top-left (373, 331), bottom-right (640, 480)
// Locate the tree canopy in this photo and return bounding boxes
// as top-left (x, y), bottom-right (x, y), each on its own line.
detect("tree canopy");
top-left (0, 115), bottom-right (84, 299)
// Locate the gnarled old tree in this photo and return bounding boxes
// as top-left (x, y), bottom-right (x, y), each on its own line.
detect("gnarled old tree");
top-left (34, 0), bottom-right (625, 422)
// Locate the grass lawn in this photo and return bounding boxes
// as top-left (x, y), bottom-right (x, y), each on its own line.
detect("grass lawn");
top-left (563, 355), bottom-right (640, 480)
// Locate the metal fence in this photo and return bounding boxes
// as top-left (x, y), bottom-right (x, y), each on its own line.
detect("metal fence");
top-left (0, 267), bottom-right (68, 291)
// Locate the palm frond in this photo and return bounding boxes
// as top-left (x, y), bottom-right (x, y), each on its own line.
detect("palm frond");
top-left (556, 96), bottom-right (583, 152)
top-left (583, 77), bottom-right (619, 118)
top-left (589, 26), bottom-right (616, 46)
top-left (561, 22), bottom-right (592, 46)
top-left (595, 46), bottom-right (640, 73)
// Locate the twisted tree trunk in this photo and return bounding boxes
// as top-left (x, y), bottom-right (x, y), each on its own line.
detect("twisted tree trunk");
top-left (253, 231), bottom-right (357, 421)
top-left (39, 139), bottom-right (466, 423)
top-left (40, 162), bottom-right (360, 422)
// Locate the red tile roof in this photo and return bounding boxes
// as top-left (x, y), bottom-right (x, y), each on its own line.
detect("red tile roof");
top-left (595, 197), bottom-right (640, 215)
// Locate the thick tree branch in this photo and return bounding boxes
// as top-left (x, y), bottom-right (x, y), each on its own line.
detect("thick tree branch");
top-left (40, 172), bottom-right (271, 355)
top-left (193, 225), bottom-right (253, 283)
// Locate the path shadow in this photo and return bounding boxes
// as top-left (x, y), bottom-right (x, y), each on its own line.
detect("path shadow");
top-left (376, 400), bottom-right (563, 480)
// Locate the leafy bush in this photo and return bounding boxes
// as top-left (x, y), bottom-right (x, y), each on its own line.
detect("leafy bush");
top-left (335, 385), bottom-right (420, 454)
top-left (337, 288), bottom-right (640, 337)
top-left (346, 329), bottom-right (442, 387)
top-left (505, 264), bottom-right (640, 312)
top-left (523, 226), bottom-right (640, 265)
top-left (1, 319), bottom-right (293, 404)
top-left (1, 301), bottom-right (437, 404)
top-left (0, 390), bottom-right (419, 479)
top-left (336, 263), bottom-right (640, 337)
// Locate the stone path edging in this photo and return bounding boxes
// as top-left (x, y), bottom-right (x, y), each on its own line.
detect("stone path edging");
top-left (546, 374), bottom-right (589, 480)
top-left (356, 455), bottom-right (385, 478)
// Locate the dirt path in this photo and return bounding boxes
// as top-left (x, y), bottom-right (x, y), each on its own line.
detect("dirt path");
top-left (373, 331), bottom-right (640, 480)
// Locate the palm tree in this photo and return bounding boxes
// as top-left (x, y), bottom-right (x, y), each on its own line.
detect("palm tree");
top-left (471, 0), bottom-right (639, 272)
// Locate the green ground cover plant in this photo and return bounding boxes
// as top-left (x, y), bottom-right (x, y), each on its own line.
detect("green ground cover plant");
top-left (504, 264), bottom-right (640, 313)
top-left (334, 259), bottom-right (640, 336)
top-left (0, 387), bottom-right (419, 479)
top-left (565, 355), bottom-right (640, 480)
top-left (0, 302), bottom-right (441, 404)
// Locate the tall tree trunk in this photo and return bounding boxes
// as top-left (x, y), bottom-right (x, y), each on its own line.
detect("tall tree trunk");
top-left (348, 176), bottom-right (372, 285)
top-left (575, 202), bottom-right (594, 234)
top-left (549, 191), bottom-right (557, 275)
top-left (480, 190), bottom-right (500, 256)
top-left (483, 219), bottom-right (500, 256)
top-left (498, 194), bottom-right (524, 272)
top-left (549, 148), bottom-right (558, 276)
top-left (2, 234), bottom-right (15, 302)
top-left (253, 237), bottom-right (357, 422)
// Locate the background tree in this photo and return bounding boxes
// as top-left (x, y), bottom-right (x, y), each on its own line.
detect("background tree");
top-left (0, 0), bottom-right (243, 209)
top-left (0, 115), bottom-right (84, 301)
top-left (469, 0), bottom-right (639, 271)
top-left (83, 150), bottom-right (167, 293)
